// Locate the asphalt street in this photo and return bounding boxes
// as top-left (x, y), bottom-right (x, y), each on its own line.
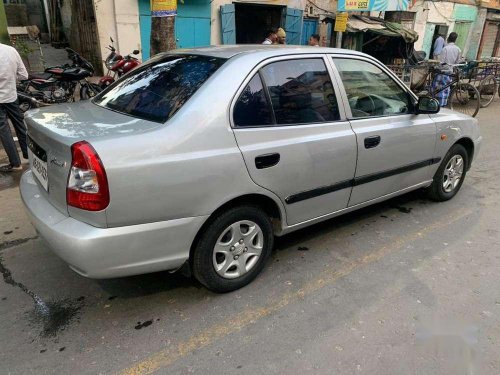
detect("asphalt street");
top-left (1, 103), bottom-right (499, 374)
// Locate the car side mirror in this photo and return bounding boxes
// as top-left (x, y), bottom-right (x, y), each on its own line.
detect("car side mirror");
top-left (416, 97), bottom-right (440, 114)
top-left (133, 49), bottom-right (140, 55)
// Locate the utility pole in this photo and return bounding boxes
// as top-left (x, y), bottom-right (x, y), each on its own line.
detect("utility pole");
top-left (150, 1), bottom-right (177, 56)
top-left (0, 1), bottom-right (9, 44)
top-left (335, 32), bottom-right (343, 48)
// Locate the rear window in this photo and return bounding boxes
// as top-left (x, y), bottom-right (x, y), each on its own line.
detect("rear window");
top-left (94, 55), bottom-right (226, 123)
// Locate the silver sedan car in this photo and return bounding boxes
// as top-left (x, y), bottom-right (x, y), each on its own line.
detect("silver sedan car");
top-left (20, 46), bottom-right (481, 292)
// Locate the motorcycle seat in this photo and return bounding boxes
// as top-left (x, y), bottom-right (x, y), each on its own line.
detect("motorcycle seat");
top-left (45, 67), bottom-right (65, 75)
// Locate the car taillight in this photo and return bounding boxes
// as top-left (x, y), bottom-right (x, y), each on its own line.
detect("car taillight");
top-left (67, 141), bottom-right (109, 211)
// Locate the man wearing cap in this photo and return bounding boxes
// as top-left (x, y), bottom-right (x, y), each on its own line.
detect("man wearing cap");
top-left (276, 28), bottom-right (286, 44)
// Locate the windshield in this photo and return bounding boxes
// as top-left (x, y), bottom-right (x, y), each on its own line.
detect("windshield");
top-left (94, 55), bottom-right (226, 123)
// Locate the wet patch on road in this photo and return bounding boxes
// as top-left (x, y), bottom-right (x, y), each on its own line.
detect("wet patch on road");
top-left (0, 173), bottom-right (14, 191)
top-left (0, 236), bottom-right (38, 252)
top-left (393, 205), bottom-right (413, 214)
top-left (135, 320), bottom-right (154, 330)
top-left (0, 253), bottom-right (84, 338)
top-left (28, 297), bottom-right (85, 337)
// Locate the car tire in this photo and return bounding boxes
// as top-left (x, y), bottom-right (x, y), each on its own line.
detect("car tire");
top-left (427, 144), bottom-right (468, 202)
top-left (192, 206), bottom-right (274, 293)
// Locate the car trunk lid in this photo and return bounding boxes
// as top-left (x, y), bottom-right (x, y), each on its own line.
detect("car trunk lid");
top-left (24, 101), bottom-right (162, 216)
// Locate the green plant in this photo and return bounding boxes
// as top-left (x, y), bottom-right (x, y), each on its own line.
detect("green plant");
top-left (14, 40), bottom-right (34, 59)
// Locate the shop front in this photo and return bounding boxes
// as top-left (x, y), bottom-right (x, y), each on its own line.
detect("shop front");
top-left (478, 11), bottom-right (500, 58)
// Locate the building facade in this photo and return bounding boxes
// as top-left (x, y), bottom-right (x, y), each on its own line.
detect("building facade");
top-left (478, 0), bottom-right (500, 58)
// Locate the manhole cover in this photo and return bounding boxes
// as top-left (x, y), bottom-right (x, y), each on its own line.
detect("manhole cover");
top-left (0, 173), bottom-right (14, 190)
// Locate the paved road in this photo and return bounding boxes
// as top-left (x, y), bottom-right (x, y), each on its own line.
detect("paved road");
top-left (1, 104), bottom-right (499, 374)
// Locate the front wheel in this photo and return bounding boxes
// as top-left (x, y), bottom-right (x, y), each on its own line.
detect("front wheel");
top-left (427, 144), bottom-right (468, 202)
top-left (192, 206), bottom-right (274, 293)
top-left (449, 82), bottom-right (480, 117)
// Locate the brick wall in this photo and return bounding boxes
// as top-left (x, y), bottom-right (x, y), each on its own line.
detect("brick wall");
top-left (5, 4), bottom-right (29, 27)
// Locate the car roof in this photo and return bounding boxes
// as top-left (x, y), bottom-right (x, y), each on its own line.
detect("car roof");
top-left (167, 45), bottom-right (367, 59)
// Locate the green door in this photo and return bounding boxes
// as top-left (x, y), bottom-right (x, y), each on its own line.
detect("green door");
top-left (453, 22), bottom-right (471, 52)
top-left (422, 23), bottom-right (436, 59)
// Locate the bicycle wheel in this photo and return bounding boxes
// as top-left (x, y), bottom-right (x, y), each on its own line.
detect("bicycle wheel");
top-left (449, 82), bottom-right (480, 117)
top-left (478, 75), bottom-right (497, 108)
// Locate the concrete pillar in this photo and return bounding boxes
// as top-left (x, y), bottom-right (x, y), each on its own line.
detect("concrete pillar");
top-left (0, 1), bottom-right (10, 44)
top-left (465, 7), bottom-right (487, 60)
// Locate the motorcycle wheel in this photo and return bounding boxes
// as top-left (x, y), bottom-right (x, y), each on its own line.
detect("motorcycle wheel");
top-left (19, 100), bottom-right (35, 113)
top-left (80, 83), bottom-right (102, 101)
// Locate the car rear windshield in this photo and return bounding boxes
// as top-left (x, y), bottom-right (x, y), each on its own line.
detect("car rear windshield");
top-left (94, 55), bottom-right (226, 123)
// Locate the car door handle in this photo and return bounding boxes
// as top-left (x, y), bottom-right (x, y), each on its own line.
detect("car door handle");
top-left (364, 136), bottom-right (381, 149)
top-left (255, 153), bottom-right (280, 169)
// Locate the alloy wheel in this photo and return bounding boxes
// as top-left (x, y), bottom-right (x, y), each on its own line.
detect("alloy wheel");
top-left (442, 155), bottom-right (464, 193)
top-left (212, 220), bottom-right (264, 279)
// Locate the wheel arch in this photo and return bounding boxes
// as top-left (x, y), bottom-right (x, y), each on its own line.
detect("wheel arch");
top-left (454, 137), bottom-right (474, 170)
top-left (187, 193), bottom-right (285, 272)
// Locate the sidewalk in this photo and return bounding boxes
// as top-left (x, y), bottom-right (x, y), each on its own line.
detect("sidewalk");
top-left (24, 42), bottom-right (70, 73)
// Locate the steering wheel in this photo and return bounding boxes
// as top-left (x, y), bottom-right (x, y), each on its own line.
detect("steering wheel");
top-left (356, 94), bottom-right (376, 116)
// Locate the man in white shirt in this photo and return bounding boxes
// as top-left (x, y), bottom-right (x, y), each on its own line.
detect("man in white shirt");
top-left (433, 32), bottom-right (462, 107)
top-left (308, 34), bottom-right (320, 46)
top-left (439, 32), bottom-right (462, 67)
top-left (262, 30), bottom-right (277, 45)
top-left (0, 42), bottom-right (29, 172)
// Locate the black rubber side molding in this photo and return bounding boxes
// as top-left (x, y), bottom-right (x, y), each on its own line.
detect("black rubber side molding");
top-left (285, 158), bottom-right (441, 204)
top-left (255, 153), bottom-right (280, 169)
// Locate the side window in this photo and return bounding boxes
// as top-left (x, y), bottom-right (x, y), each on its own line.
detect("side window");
top-left (333, 58), bottom-right (413, 118)
top-left (233, 74), bottom-right (273, 127)
top-left (260, 58), bottom-right (340, 125)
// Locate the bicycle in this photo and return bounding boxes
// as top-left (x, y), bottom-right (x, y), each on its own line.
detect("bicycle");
top-left (417, 63), bottom-right (480, 117)
top-left (474, 60), bottom-right (499, 108)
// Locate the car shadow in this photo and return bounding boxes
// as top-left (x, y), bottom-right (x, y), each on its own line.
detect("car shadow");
top-left (95, 189), bottom-right (430, 299)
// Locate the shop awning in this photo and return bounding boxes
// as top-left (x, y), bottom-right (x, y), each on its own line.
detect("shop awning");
top-left (346, 15), bottom-right (418, 43)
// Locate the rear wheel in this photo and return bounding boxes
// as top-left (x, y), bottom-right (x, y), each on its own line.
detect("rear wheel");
top-left (18, 99), bottom-right (34, 113)
top-left (478, 75), bottom-right (497, 108)
top-left (427, 144), bottom-right (468, 202)
top-left (449, 82), bottom-right (480, 117)
top-left (192, 206), bottom-right (273, 293)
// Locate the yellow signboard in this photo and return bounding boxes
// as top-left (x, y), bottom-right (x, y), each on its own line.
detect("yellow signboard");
top-left (151, 0), bottom-right (177, 17)
top-left (344, 0), bottom-right (370, 10)
top-left (334, 12), bottom-right (348, 32)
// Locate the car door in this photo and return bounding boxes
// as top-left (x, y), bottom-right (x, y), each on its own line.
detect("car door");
top-left (330, 56), bottom-right (437, 207)
top-left (231, 56), bottom-right (357, 226)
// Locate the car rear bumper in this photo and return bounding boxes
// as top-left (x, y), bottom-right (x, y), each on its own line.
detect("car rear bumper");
top-left (20, 170), bottom-right (208, 278)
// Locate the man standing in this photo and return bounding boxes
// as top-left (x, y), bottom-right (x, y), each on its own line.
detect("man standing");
top-left (0, 42), bottom-right (29, 172)
top-left (308, 34), bottom-right (320, 46)
top-left (433, 32), bottom-right (462, 107)
top-left (262, 30), bottom-right (277, 45)
top-left (276, 28), bottom-right (286, 44)
top-left (433, 33), bottom-right (445, 60)
top-left (439, 32), bottom-right (462, 66)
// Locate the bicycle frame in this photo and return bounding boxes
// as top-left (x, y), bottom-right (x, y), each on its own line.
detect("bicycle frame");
top-left (428, 69), bottom-right (460, 98)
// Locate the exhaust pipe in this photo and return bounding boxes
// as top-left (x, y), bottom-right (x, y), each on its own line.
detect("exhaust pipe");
top-left (17, 92), bottom-right (51, 107)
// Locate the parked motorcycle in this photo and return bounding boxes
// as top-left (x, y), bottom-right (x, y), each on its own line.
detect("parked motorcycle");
top-left (18, 48), bottom-right (101, 107)
top-left (99, 37), bottom-right (140, 89)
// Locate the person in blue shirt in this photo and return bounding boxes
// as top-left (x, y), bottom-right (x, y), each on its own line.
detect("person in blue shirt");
top-left (433, 34), bottom-right (445, 60)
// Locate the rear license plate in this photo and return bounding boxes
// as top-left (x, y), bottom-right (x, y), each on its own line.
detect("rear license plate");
top-left (28, 137), bottom-right (48, 191)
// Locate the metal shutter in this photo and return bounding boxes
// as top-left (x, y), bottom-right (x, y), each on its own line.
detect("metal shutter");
top-left (480, 22), bottom-right (499, 58)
